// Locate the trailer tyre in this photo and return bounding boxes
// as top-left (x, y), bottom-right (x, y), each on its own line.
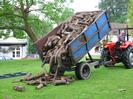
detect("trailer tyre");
top-left (57, 67), bottom-right (65, 76)
top-left (49, 64), bottom-right (57, 74)
top-left (75, 62), bottom-right (91, 80)
top-left (49, 66), bottom-right (65, 76)
top-left (122, 46), bottom-right (133, 69)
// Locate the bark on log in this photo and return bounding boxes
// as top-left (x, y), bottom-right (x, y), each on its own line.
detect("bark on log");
top-left (53, 80), bottom-right (68, 85)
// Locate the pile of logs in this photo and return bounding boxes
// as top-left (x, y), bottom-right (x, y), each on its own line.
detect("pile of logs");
top-left (13, 72), bottom-right (74, 90)
top-left (42, 11), bottom-right (100, 70)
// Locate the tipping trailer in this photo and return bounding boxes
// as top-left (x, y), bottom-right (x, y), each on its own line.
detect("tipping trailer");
top-left (35, 10), bottom-right (111, 79)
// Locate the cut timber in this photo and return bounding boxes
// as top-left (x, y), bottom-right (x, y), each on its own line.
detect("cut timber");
top-left (15, 72), bottom-right (74, 89)
top-left (41, 11), bottom-right (100, 74)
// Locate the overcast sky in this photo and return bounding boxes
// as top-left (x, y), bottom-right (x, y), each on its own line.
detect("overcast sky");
top-left (70, 0), bottom-right (101, 12)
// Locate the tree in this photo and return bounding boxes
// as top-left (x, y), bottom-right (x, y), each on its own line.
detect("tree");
top-left (98, 0), bottom-right (129, 23)
top-left (0, 0), bottom-right (74, 42)
top-left (0, 30), bottom-right (10, 38)
top-left (128, 0), bottom-right (133, 26)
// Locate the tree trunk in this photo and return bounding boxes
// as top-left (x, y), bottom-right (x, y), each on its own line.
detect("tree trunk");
top-left (24, 24), bottom-right (38, 42)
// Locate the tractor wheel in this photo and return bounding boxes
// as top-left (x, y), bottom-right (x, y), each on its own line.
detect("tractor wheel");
top-left (122, 46), bottom-right (133, 69)
top-left (75, 62), bottom-right (91, 80)
top-left (101, 48), bottom-right (112, 67)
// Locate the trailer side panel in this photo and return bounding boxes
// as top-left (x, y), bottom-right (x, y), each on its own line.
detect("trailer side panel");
top-left (68, 11), bottom-right (111, 63)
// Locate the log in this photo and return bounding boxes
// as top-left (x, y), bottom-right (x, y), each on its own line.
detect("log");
top-left (15, 71), bottom-right (75, 90)
top-left (36, 83), bottom-right (44, 90)
top-left (24, 72), bottom-right (45, 81)
top-left (13, 85), bottom-right (25, 92)
top-left (65, 77), bottom-right (75, 83)
top-left (53, 80), bottom-right (68, 85)
top-left (26, 80), bottom-right (40, 85)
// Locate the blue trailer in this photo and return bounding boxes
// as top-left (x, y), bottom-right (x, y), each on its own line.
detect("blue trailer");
top-left (35, 10), bottom-right (111, 79)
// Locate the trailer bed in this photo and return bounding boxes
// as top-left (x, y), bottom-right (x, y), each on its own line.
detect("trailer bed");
top-left (68, 11), bottom-right (111, 64)
top-left (35, 11), bottom-right (111, 65)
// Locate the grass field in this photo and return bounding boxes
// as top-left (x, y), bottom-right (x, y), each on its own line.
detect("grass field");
top-left (0, 59), bottom-right (133, 99)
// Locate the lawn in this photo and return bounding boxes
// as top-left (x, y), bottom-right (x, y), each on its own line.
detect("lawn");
top-left (0, 59), bottom-right (133, 99)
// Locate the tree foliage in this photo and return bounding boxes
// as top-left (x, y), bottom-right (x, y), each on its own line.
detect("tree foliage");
top-left (0, 0), bottom-right (73, 54)
top-left (0, 0), bottom-right (74, 42)
top-left (98, 0), bottom-right (129, 23)
top-left (0, 30), bottom-right (10, 38)
top-left (128, 0), bottom-right (133, 26)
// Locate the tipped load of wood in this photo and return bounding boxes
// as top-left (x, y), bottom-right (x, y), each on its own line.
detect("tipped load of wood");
top-left (13, 11), bottom-right (101, 90)
top-left (13, 72), bottom-right (74, 90)
top-left (42, 11), bottom-right (100, 70)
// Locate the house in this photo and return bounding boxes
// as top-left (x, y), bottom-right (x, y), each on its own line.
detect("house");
top-left (108, 23), bottom-right (133, 42)
top-left (0, 37), bottom-right (28, 59)
top-left (110, 23), bottom-right (127, 34)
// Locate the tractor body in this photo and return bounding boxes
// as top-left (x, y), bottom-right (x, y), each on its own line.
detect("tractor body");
top-left (101, 28), bottom-right (133, 68)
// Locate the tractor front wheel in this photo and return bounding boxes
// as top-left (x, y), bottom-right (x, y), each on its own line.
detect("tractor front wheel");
top-left (101, 48), bottom-right (112, 67)
top-left (75, 62), bottom-right (91, 80)
top-left (122, 46), bottom-right (133, 69)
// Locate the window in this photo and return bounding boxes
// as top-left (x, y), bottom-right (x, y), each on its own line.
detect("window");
top-left (16, 51), bottom-right (20, 57)
top-left (12, 46), bottom-right (21, 58)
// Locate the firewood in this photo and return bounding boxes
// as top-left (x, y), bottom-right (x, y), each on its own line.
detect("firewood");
top-left (27, 80), bottom-right (39, 85)
top-left (36, 83), bottom-right (44, 90)
top-left (16, 11), bottom-right (100, 90)
top-left (65, 77), bottom-right (75, 83)
top-left (24, 72), bottom-right (45, 81)
top-left (13, 85), bottom-right (25, 92)
top-left (15, 71), bottom-right (75, 90)
top-left (53, 80), bottom-right (68, 85)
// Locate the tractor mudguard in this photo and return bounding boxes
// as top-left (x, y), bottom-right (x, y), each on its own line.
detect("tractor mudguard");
top-left (104, 42), bottom-right (115, 51)
top-left (120, 42), bottom-right (133, 49)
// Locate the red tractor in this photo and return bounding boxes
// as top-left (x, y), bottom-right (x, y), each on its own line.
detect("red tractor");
top-left (101, 28), bottom-right (133, 68)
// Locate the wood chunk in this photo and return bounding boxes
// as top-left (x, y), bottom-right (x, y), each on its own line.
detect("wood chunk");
top-left (53, 80), bottom-right (67, 85)
top-left (13, 85), bottom-right (25, 92)
top-left (36, 83), bottom-right (44, 90)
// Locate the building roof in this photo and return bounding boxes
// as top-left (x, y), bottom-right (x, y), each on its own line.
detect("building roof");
top-left (110, 23), bottom-right (133, 36)
top-left (0, 37), bottom-right (27, 46)
top-left (111, 23), bottom-right (128, 29)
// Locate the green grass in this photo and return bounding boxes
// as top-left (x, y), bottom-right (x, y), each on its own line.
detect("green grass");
top-left (0, 59), bottom-right (133, 99)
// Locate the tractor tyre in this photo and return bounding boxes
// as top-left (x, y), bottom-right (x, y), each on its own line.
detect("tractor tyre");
top-left (101, 48), bottom-right (112, 67)
top-left (122, 46), bottom-right (133, 69)
top-left (75, 62), bottom-right (91, 80)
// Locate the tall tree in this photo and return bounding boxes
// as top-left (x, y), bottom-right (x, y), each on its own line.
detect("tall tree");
top-left (0, 0), bottom-right (74, 42)
top-left (128, 0), bottom-right (133, 26)
top-left (98, 0), bottom-right (129, 23)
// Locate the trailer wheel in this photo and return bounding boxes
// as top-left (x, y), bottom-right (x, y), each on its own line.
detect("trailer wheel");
top-left (49, 64), bottom-right (57, 74)
top-left (101, 48), bottom-right (112, 67)
top-left (75, 62), bottom-right (91, 80)
top-left (122, 46), bottom-right (133, 69)
top-left (57, 67), bottom-right (65, 76)
top-left (49, 66), bottom-right (65, 76)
